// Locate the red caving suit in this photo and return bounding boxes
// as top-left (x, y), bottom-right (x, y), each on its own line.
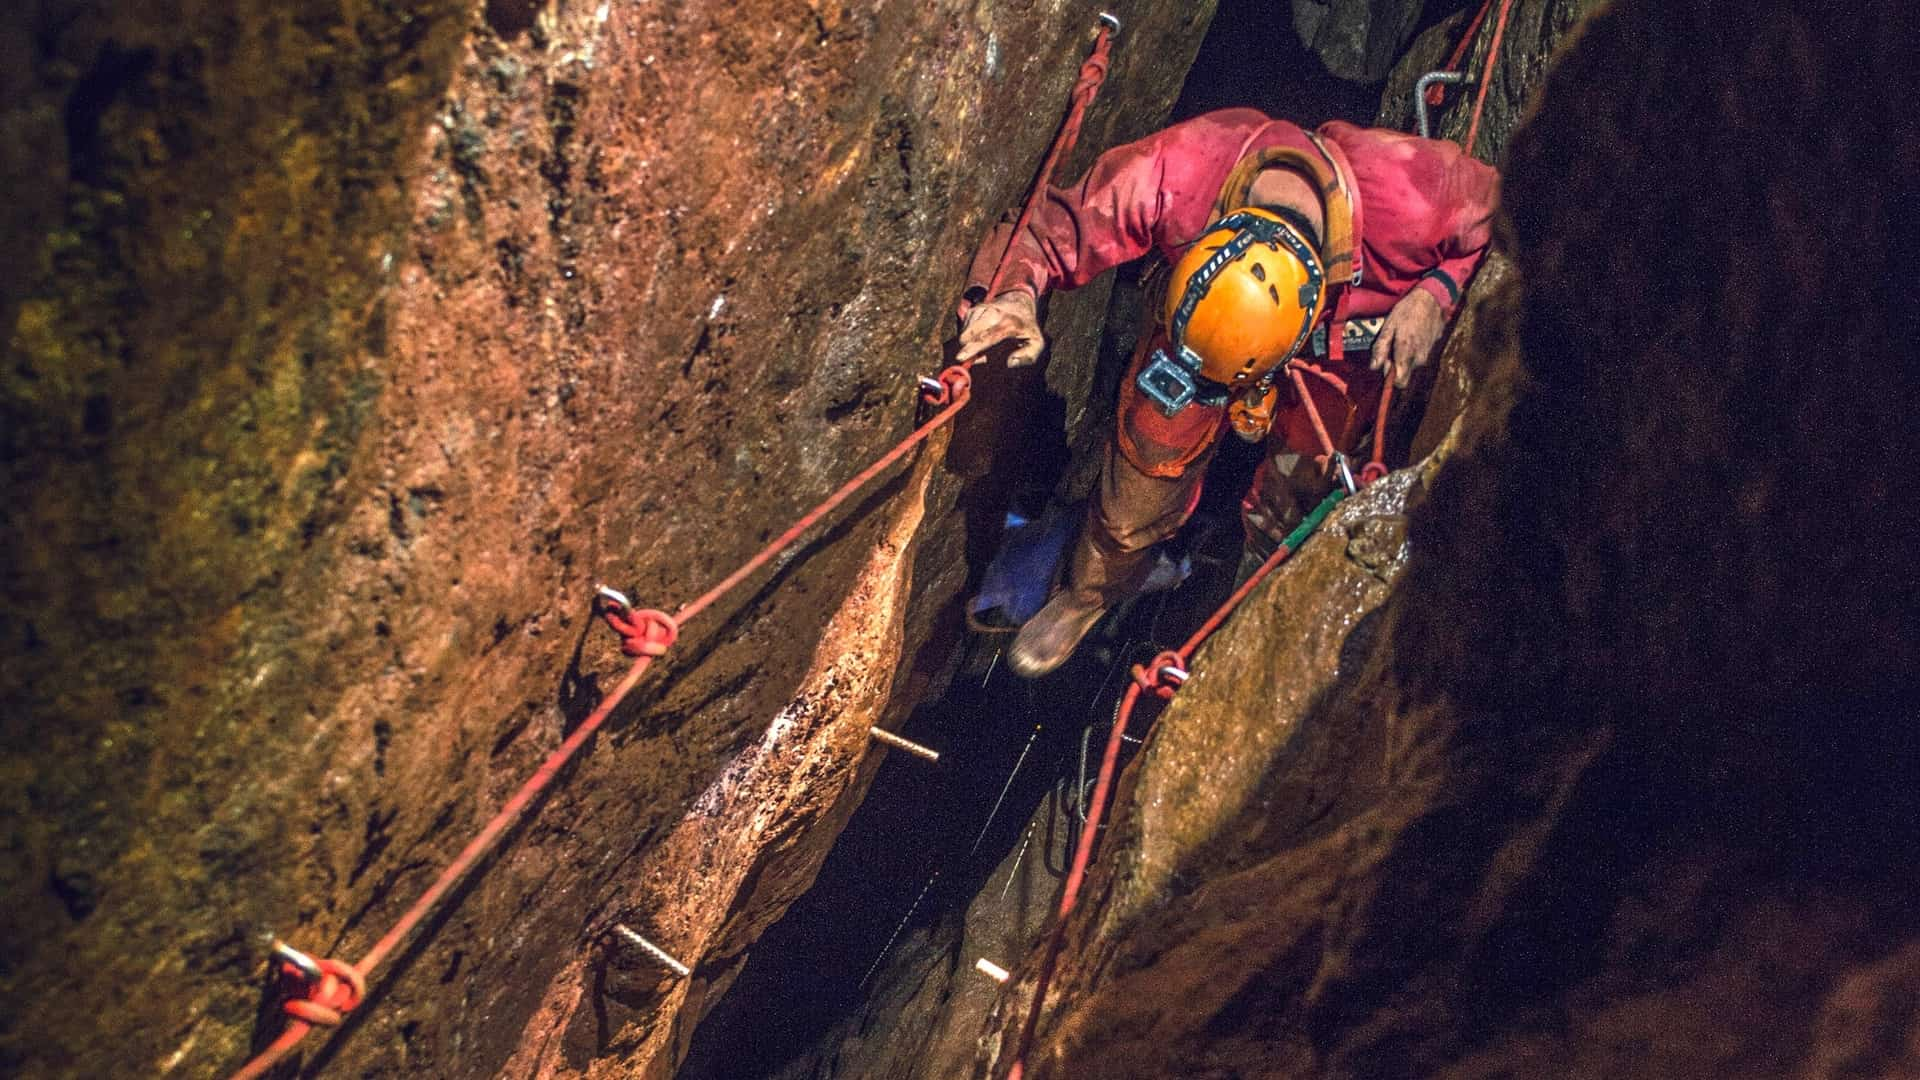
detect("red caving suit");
top-left (964, 108), bottom-right (1499, 595)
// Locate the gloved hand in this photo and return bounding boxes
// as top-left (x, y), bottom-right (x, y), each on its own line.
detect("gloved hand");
top-left (1371, 287), bottom-right (1445, 388)
top-left (955, 290), bottom-right (1045, 367)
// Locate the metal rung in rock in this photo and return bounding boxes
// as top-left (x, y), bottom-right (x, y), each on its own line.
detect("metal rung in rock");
top-left (613, 924), bottom-right (691, 978)
top-left (868, 727), bottom-right (940, 763)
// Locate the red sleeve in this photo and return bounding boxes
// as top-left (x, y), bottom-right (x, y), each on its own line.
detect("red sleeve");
top-left (1412, 151), bottom-right (1499, 317)
top-left (963, 111), bottom-right (1267, 314)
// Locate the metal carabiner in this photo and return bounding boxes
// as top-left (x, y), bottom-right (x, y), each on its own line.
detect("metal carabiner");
top-left (271, 939), bottom-right (325, 985)
top-left (1331, 452), bottom-right (1359, 496)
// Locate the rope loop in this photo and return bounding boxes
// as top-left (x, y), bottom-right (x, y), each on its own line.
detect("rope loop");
top-left (278, 956), bottom-right (365, 1028)
top-left (1286, 358), bottom-right (1349, 395)
top-left (919, 364), bottom-right (973, 408)
top-left (603, 607), bottom-right (679, 658)
top-left (1071, 52), bottom-right (1110, 105)
top-left (1359, 461), bottom-right (1389, 487)
top-left (1131, 650), bottom-right (1189, 701)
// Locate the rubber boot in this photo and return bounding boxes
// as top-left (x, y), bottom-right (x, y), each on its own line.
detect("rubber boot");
top-left (1008, 523), bottom-right (1150, 678)
top-left (1011, 405), bottom-right (1215, 677)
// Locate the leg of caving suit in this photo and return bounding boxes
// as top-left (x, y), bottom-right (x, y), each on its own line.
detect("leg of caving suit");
top-left (1236, 353), bottom-right (1388, 584)
top-left (1008, 341), bottom-right (1225, 677)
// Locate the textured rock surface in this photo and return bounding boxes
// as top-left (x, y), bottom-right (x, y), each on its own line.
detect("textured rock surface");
top-left (1292, 0), bottom-right (1427, 83)
top-left (987, 0), bottom-right (1920, 1077)
top-left (13, 2), bottom-right (1918, 1079)
top-left (0, 2), bottom-right (1213, 1077)
top-left (1377, 0), bottom-right (1606, 163)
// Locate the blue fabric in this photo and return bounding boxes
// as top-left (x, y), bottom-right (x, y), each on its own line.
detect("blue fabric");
top-left (970, 503), bottom-right (1075, 627)
top-left (970, 501), bottom-right (1191, 628)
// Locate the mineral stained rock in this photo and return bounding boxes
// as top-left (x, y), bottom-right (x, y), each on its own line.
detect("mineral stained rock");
top-left (987, 1), bottom-right (1920, 1077)
top-left (0, 2), bottom-right (1213, 1077)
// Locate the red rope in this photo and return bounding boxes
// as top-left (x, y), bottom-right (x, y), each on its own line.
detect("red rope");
top-left (230, 19), bottom-right (1119, 1078)
top-left (982, 22), bottom-right (1117, 300)
top-left (1286, 359), bottom-right (1344, 469)
top-left (1004, 500), bottom-right (1338, 1080)
top-left (227, 368), bottom-right (973, 1080)
top-left (1463, 0), bottom-right (1516, 157)
top-left (1426, 0), bottom-right (1497, 107)
top-left (1361, 379), bottom-right (1395, 487)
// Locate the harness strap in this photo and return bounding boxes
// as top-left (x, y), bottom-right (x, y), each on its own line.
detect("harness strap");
top-left (1211, 140), bottom-right (1359, 289)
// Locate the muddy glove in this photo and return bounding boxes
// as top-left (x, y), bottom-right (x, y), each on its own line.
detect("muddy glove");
top-left (955, 290), bottom-right (1044, 367)
top-left (1371, 287), bottom-right (1446, 388)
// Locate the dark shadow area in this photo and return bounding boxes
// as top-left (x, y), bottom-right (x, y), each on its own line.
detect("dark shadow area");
top-left (1168, 0), bottom-right (1380, 126)
top-left (676, 514), bottom-right (1247, 1080)
top-left (1168, 0), bottom-right (1482, 128)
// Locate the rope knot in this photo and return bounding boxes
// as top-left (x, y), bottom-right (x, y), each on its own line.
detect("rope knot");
top-left (1286, 358), bottom-right (1349, 394)
top-left (918, 365), bottom-right (973, 408)
top-left (1359, 461), bottom-right (1388, 487)
top-left (603, 606), bottom-right (679, 658)
top-left (1072, 54), bottom-right (1110, 102)
top-left (273, 945), bottom-right (365, 1028)
top-left (1131, 651), bottom-right (1189, 700)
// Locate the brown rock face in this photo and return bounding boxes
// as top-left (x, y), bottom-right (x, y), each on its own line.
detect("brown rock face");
top-left (1377, 0), bottom-right (1606, 163)
top-left (983, 1), bottom-right (1920, 1078)
top-left (0, 2), bottom-right (1213, 1078)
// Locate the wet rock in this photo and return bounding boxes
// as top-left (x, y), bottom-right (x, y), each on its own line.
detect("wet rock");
top-left (1344, 513), bottom-right (1408, 579)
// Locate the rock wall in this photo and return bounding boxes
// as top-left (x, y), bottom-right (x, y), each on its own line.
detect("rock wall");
top-left (0, 2), bottom-right (1214, 1077)
top-left (1376, 0), bottom-right (1601, 164)
top-left (986, 0), bottom-right (1920, 1077)
top-left (1292, 0), bottom-right (1428, 83)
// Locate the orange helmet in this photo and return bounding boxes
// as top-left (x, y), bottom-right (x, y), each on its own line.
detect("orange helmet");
top-left (1136, 208), bottom-right (1327, 416)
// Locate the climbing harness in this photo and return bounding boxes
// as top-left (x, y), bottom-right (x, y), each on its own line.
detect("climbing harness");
top-left (1003, 485), bottom-right (1349, 1080)
top-left (222, 16), bottom-right (1122, 1079)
